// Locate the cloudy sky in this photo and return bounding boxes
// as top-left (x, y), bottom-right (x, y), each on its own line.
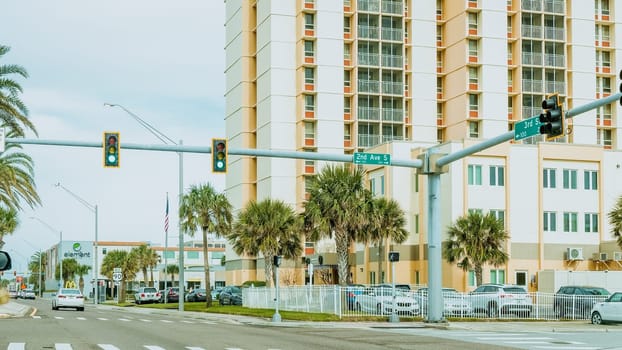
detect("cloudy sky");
top-left (2, 1), bottom-right (227, 272)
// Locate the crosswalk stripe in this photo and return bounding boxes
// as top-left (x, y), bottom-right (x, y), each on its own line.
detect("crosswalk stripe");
top-left (185, 347), bottom-right (205, 350)
top-left (140, 319), bottom-right (153, 322)
top-left (144, 346), bottom-right (166, 350)
top-left (533, 347), bottom-right (600, 350)
top-left (160, 320), bottom-right (173, 323)
top-left (98, 345), bottom-right (120, 350)
top-left (181, 320), bottom-right (194, 323)
top-left (119, 318), bottom-right (131, 322)
top-left (77, 317), bottom-right (86, 320)
top-left (56, 344), bottom-right (72, 350)
top-left (97, 317), bottom-right (108, 321)
top-left (55, 316), bottom-right (64, 320)
top-left (477, 337), bottom-right (552, 341)
top-left (32, 315), bottom-right (41, 319)
top-left (8, 343), bottom-right (25, 350)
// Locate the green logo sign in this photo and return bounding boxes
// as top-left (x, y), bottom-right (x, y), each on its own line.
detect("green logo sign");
top-left (72, 243), bottom-right (82, 252)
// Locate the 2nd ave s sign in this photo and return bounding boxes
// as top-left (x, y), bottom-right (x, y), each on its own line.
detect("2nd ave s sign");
top-left (353, 152), bottom-right (391, 165)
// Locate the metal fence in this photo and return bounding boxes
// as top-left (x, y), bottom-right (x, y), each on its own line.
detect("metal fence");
top-left (242, 285), bottom-right (610, 321)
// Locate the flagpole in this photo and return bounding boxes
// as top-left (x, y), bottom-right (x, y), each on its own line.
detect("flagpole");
top-left (164, 193), bottom-right (169, 303)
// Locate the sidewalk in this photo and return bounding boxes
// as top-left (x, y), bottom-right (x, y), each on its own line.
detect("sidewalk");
top-left (0, 300), bottom-right (34, 318)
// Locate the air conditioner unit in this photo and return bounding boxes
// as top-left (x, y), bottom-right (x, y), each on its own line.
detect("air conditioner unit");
top-left (613, 252), bottom-right (622, 261)
top-left (567, 247), bottom-right (584, 260)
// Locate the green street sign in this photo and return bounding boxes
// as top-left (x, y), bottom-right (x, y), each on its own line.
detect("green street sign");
top-left (353, 152), bottom-right (391, 165)
top-left (514, 115), bottom-right (542, 141)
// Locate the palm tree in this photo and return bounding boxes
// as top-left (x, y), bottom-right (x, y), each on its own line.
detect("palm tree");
top-left (0, 129), bottom-right (41, 212)
top-left (75, 264), bottom-right (91, 296)
top-left (56, 258), bottom-right (78, 287)
top-left (165, 264), bottom-right (179, 284)
top-left (304, 164), bottom-right (372, 286)
top-left (366, 197), bottom-right (409, 282)
top-left (28, 251), bottom-right (47, 294)
top-left (228, 199), bottom-right (303, 288)
top-left (0, 206), bottom-right (18, 249)
top-left (443, 211), bottom-right (509, 286)
top-left (131, 244), bottom-right (158, 287)
top-left (179, 183), bottom-right (233, 307)
top-left (0, 45), bottom-right (37, 137)
top-left (101, 250), bottom-right (138, 301)
top-left (608, 195), bottom-right (622, 248)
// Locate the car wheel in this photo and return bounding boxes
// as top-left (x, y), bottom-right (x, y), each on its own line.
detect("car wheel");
top-left (487, 303), bottom-right (499, 318)
top-left (78, 307), bottom-right (84, 311)
top-left (136, 299), bottom-right (141, 305)
top-left (591, 311), bottom-right (603, 325)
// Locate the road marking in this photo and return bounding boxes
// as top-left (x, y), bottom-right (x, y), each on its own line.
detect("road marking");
top-left (98, 345), bottom-right (121, 350)
top-left (144, 346), bottom-right (166, 350)
top-left (181, 320), bottom-right (194, 323)
top-left (160, 319), bottom-right (173, 323)
top-left (56, 344), bottom-right (73, 350)
top-left (185, 347), bottom-right (205, 350)
top-left (77, 317), bottom-right (86, 320)
top-left (202, 321), bottom-right (216, 324)
top-left (55, 316), bottom-right (64, 320)
top-left (533, 347), bottom-right (600, 350)
top-left (140, 319), bottom-right (153, 322)
top-left (8, 343), bottom-right (25, 350)
top-left (97, 317), bottom-right (108, 321)
top-left (32, 315), bottom-right (41, 319)
top-left (119, 318), bottom-right (131, 322)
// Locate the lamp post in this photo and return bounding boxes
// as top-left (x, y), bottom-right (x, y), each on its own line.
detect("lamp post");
top-left (30, 217), bottom-right (62, 291)
top-left (104, 102), bottom-right (185, 312)
top-left (54, 183), bottom-right (99, 305)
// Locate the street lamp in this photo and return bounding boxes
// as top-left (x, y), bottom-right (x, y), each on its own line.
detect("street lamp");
top-left (30, 217), bottom-right (62, 291)
top-left (54, 183), bottom-right (99, 305)
top-left (104, 102), bottom-right (186, 312)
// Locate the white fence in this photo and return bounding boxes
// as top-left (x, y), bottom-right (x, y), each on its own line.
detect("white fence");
top-left (242, 285), bottom-right (609, 320)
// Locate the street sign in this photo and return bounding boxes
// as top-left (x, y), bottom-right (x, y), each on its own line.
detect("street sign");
top-left (514, 116), bottom-right (542, 141)
top-left (113, 267), bottom-right (121, 273)
top-left (353, 152), bottom-right (391, 165)
top-left (112, 272), bottom-right (122, 281)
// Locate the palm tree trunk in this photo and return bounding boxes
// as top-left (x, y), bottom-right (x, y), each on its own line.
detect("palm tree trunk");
top-left (265, 253), bottom-right (275, 288)
top-left (149, 267), bottom-right (154, 287)
top-left (202, 228), bottom-right (212, 307)
top-left (475, 265), bottom-right (483, 287)
top-left (142, 268), bottom-right (148, 287)
top-left (335, 229), bottom-right (350, 286)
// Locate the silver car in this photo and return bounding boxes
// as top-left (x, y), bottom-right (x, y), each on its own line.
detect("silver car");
top-left (52, 288), bottom-right (85, 311)
top-left (355, 285), bottom-right (420, 316)
top-left (415, 287), bottom-right (473, 317)
top-left (591, 292), bottom-right (622, 325)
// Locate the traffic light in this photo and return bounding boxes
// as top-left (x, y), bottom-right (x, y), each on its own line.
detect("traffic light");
top-left (212, 138), bottom-right (227, 173)
top-left (103, 132), bottom-right (120, 167)
top-left (539, 93), bottom-right (564, 139)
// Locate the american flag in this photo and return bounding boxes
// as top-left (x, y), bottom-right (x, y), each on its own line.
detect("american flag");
top-left (164, 194), bottom-right (169, 233)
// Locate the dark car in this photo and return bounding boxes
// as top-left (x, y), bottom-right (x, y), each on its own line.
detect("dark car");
top-left (218, 286), bottom-right (242, 305)
top-left (185, 288), bottom-right (207, 302)
top-left (554, 286), bottom-right (610, 318)
top-left (159, 287), bottom-right (180, 303)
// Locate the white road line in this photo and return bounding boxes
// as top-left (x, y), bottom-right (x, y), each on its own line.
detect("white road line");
top-left (98, 345), bottom-right (121, 350)
top-left (54, 316), bottom-right (64, 319)
top-left (477, 337), bottom-right (552, 341)
top-left (185, 347), bottom-right (205, 350)
top-left (56, 344), bottom-right (73, 350)
top-left (181, 320), bottom-right (194, 323)
top-left (32, 315), bottom-right (41, 319)
top-left (8, 343), bottom-right (25, 350)
top-left (144, 346), bottom-right (166, 350)
top-left (118, 318), bottom-right (131, 322)
top-left (97, 317), bottom-right (108, 321)
top-left (140, 319), bottom-right (153, 322)
top-left (160, 319), bottom-right (173, 323)
top-left (533, 347), bottom-right (600, 350)
top-left (202, 321), bottom-right (216, 324)
top-left (504, 341), bottom-right (553, 344)
top-left (76, 317), bottom-right (86, 320)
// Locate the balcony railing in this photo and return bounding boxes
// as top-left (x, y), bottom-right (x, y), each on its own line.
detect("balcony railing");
top-left (543, 0), bottom-right (564, 14)
top-left (544, 27), bottom-right (564, 40)
top-left (546, 81), bottom-right (565, 94)
top-left (381, 27), bottom-right (403, 41)
top-left (382, 81), bottom-right (403, 95)
top-left (382, 54), bottom-right (403, 68)
top-left (522, 79), bottom-right (543, 92)
top-left (522, 0), bottom-right (541, 11)
top-left (521, 25), bottom-right (542, 38)
top-left (358, 80), bottom-right (381, 93)
top-left (544, 54), bottom-right (564, 67)
top-left (358, 107), bottom-right (381, 121)
top-left (382, 108), bottom-right (403, 122)
top-left (358, 134), bottom-right (381, 148)
top-left (381, 0), bottom-right (402, 14)
top-left (522, 53), bottom-right (543, 65)
top-left (358, 25), bottom-right (379, 39)
top-left (358, 52), bottom-right (380, 66)
top-left (523, 107), bottom-right (541, 119)
top-left (358, 0), bottom-right (380, 12)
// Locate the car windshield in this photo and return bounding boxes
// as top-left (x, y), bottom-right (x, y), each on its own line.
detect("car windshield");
top-left (584, 287), bottom-right (609, 295)
top-left (230, 287), bottom-right (241, 294)
top-left (61, 289), bottom-right (81, 295)
top-left (143, 288), bottom-right (157, 293)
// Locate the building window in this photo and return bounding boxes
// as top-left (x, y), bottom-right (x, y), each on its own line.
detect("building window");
top-left (187, 251), bottom-right (199, 259)
top-left (490, 269), bottom-right (506, 284)
top-left (344, 125), bottom-right (351, 141)
top-left (343, 16), bottom-right (351, 35)
top-left (469, 67), bottom-right (479, 85)
top-left (543, 211), bottom-right (557, 232)
top-left (305, 67), bottom-right (315, 84)
top-left (543, 168), bottom-right (556, 188)
top-left (468, 121), bottom-right (479, 138)
top-left (468, 39), bottom-right (478, 57)
top-left (344, 70), bottom-right (351, 87)
top-left (304, 40), bottom-right (314, 58)
top-left (489, 165), bottom-right (505, 186)
top-left (468, 12), bottom-right (478, 32)
top-left (490, 209), bottom-right (505, 226)
top-left (305, 94), bottom-right (315, 112)
top-left (563, 169), bottom-right (577, 189)
top-left (468, 164), bottom-right (482, 185)
top-left (380, 175), bottom-right (385, 195)
top-left (344, 43), bottom-right (351, 61)
top-left (304, 121), bottom-right (315, 139)
top-left (515, 271), bottom-right (527, 287)
top-left (584, 170), bottom-right (598, 190)
top-left (164, 251), bottom-right (175, 259)
top-left (585, 213), bottom-right (598, 233)
top-left (469, 94), bottom-right (479, 112)
top-left (414, 214), bottom-right (419, 234)
top-left (468, 270), bottom-right (476, 287)
top-left (305, 13), bottom-right (315, 31)
top-left (563, 212), bottom-right (578, 232)
top-left (344, 97), bottom-right (351, 114)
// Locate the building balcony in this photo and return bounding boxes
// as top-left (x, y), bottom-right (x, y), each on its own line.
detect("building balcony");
top-left (358, 0), bottom-right (380, 12)
top-left (358, 25), bottom-right (379, 40)
top-left (381, 27), bottom-right (403, 41)
top-left (358, 80), bottom-right (381, 94)
top-left (544, 27), bottom-right (564, 41)
top-left (358, 107), bottom-right (381, 121)
top-left (358, 52), bottom-right (380, 66)
top-left (358, 134), bottom-right (381, 148)
top-left (382, 54), bottom-right (403, 68)
top-left (382, 135), bottom-right (403, 143)
top-left (544, 54), bottom-right (564, 67)
top-left (521, 25), bottom-right (542, 39)
top-left (382, 108), bottom-right (403, 122)
top-left (522, 52), bottom-right (543, 65)
top-left (523, 107), bottom-right (541, 119)
top-left (545, 81), bottom-right (565, 94)
top-left (543, 0), bottom-right (564, 14)
top-left (381, 0), bottom-right (402, 15)
top-left (522, 79), bottom-right (543, 93)
top-left (382, 81), bottom-right (403, 95)
top-left (522, 0), bottom-right (542, 11)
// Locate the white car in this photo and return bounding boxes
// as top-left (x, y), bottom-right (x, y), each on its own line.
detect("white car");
top-left (591, 292), bottom-right (622, 324)
top-left (415, 287), bottom-right (474, 317)
top-left (52, 288), bottom-right (85, 311)
top-left (355, 285), bottom-right (420, 316)
top-left (134, 287), bottom-right (160, 304)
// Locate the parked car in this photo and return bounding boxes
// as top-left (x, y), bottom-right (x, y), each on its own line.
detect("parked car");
top-left (22, 289), bottom-right (36, 300)
top-left (159, 287), bottom-right (180, 303)
top-left (469, 284), bottom-right (532, 317)
top-left (414, 287), bottom-right (473, 317)
top-left (211, 287), bottom-right (223, 301)
top-left (354, 285), bottom-right (420, 316)
top-left (554, 285), bottom-right (610, 318)
top-left (345, 284), bottom-right (365, 311)
top-left (134, 287), bottom-right (160, 304)
top-left (185, 288), bottom-right (207, 302)
top-left (219, 286), bottom-right (242, 305)
top-left (52, 288), bottom-right (85, 311)
top-left (590, 292), bottom-right (622, 325)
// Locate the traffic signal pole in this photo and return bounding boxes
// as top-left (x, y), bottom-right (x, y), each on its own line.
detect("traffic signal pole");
top-left (6, 92), bottom-right (620, 323)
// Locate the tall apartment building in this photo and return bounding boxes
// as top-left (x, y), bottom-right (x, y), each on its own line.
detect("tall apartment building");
top-left (224, 0), bottom-right (622, 290)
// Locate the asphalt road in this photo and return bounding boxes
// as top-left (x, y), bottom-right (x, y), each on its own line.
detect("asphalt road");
top-left (1, 298), bottom-right (514, 350)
